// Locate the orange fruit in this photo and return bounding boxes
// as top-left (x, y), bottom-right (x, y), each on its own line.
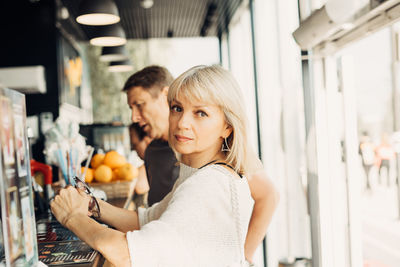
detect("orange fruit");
top-left (116, 163), bottom-right (138, 181)
top-left (94, 164), bottom-right (112, 183)
top-left (112, 168), bottom-right (120, 181)
top-left (81, 167), bottom-right (94, 183)
top-left (91, 153), bottom-right (105, 169)
top-left (103, 151), bottom-right (126, 169)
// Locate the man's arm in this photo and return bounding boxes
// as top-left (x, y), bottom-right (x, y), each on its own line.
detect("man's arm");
top-left (245, 171), bottom-right (279, 262)
top-left (135, 164), bottom-right (150, 194)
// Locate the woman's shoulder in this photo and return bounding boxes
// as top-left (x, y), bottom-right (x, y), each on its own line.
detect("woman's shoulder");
top-left (182, 164), bottom-right (244, 191)
top-left (170, 164), bottom-right (253, 210)
top-left (201, 164), bottom-right (245, 181)
top-left (195, 164), bottom-right (238, 179)
top-left (178, 165), bottom-right (229, 189)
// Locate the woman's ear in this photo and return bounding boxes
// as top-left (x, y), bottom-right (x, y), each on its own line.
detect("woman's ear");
top-left (222, 124), bottom-right (233, 139)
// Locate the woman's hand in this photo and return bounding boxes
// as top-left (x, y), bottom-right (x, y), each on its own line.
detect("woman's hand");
top-left (50, 186), bottom-right (91, 227)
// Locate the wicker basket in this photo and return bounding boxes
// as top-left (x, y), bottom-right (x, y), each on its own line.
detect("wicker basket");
top-left (89, 179), bottom-right (136, 199)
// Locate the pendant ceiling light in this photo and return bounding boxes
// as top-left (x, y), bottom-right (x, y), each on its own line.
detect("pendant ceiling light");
top-left (108, 60), bottom-right (134, 72)
top-left (76, 0), bottom-right (120, 26)
top-left (140, 0), bottom-right (154, 9)
top-left (100, 45), bottom-right (129, 62)
top-left (88, 24), bottom-right (127, 46)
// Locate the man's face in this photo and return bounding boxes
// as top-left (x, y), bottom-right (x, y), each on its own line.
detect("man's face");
top-left (127, 86), bottom-right (170, 140)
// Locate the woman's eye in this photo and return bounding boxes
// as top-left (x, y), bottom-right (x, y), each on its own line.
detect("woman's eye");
top-left (197, 111), bottom-right (208, 117)
top-left (171, 105), bottom-right (182, 112)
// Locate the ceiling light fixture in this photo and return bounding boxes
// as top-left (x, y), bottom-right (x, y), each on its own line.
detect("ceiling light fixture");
top-left (76, 0), bottom-right (120, 26)
top-left (108, 60), bottom-right (134, 72)
top-left (88, 24), bottom-right (127, 46)
top-left (140, 0), bottom-right (154, 9)
top-left (100, 45), bottom-right (129, 62)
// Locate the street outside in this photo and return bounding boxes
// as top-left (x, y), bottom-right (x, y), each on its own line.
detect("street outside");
top-left (361, 166), bottom-right (400, 267)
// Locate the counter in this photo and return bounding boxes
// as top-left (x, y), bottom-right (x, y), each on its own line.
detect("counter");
top-left (39, 196), bottom-right (134, 267)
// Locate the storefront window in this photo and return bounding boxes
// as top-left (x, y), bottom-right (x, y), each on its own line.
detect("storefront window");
top-left (336, 26), bottom-right (400, 267)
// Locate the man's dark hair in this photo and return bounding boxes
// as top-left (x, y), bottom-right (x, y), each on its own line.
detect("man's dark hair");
top-left (122, 65), bottom-right (174, 98)
top-left (129, 123), bottom-right (147, 142)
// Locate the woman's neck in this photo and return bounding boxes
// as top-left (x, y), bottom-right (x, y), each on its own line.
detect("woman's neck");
top-left (181, 151), bottom-right (226, 169)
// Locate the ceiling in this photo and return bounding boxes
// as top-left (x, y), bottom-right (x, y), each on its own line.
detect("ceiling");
top-left (60, 0), bottom-right (242, 40)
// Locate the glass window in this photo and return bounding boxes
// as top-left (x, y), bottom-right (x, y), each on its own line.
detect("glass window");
top-left (228, 8), bottom-right (259, 149)
top-left (335, 26), bottom-right (400, 267)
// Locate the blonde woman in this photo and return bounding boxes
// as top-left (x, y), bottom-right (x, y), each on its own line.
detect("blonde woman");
top-left (51, 65), bottom-right (274, 267)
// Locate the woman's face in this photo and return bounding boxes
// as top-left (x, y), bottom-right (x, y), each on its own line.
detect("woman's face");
top-left (169, 95), bottom-right (231, 165)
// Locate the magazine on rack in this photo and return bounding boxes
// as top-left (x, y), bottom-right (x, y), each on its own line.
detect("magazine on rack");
top-left (0, 87), bottom-right (38, 267)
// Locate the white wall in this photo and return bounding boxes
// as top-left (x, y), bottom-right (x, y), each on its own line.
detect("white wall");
top-left (146, 37), bottom-right (220, 77)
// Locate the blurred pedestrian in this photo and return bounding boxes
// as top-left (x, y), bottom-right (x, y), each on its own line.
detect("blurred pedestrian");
top-left (375, 133), bottom-right (395, 186)
top-left (359, 132), bottom-right (375, 190)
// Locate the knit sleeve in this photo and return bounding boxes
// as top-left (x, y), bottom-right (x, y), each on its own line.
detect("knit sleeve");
top-left (126, 168), bottom-right (236, 267)
top-left (137, 189), bottom-right (173, 227)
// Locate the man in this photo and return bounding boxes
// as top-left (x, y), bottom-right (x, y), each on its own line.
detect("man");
top-left (123, 66), bottom-right (178, 207)
top-left (123, 65), bottom-right (279, 262)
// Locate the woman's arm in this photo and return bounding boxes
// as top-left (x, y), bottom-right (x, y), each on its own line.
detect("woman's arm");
top-left (100, 165), bottom-right (148, 232)
top-left (50, 187), bottom-right (131, 267)
top-left (245, 172), bottom-right (279, 262)
top-left (97, 199), bottom-right (140, 232)
top-left (67, 214), bottom-right (131, 267)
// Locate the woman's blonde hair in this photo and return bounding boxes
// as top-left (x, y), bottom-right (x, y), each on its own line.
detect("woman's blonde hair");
top-left (168, 65), bottom-right (262, 176)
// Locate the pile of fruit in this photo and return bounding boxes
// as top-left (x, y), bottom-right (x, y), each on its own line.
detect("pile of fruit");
top-left (81, 151), bottom-right (138, 183)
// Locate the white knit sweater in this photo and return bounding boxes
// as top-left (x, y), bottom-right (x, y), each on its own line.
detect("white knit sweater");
top-left (126, 163), bottom-right (254, 267)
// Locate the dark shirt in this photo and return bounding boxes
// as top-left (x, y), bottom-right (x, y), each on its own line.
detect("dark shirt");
top-left (144, 139), bottom-right (179, 206)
